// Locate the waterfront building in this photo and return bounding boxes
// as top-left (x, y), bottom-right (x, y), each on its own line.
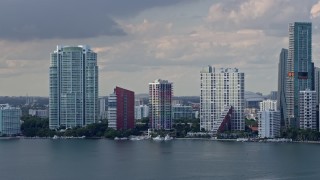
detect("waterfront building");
top-left (108, 87), bottom-right (135, 130)
top-left (0, 104), bottom-right (22, 135)
top-left (49, 45), bottom-right (99, 129)
top-left (200, 66), bottom-right (245, 133)
top-left (258, 110), bottom-right (281, 138)
top-left (149, 79), bottom-right (173, 130)
top-left (135, 105), bottom-right (149, 120)
top-left (277, 48), bottom-right (288, 126)
top-left (259, 100), bottom-right (277, 111)
top-left (299, 90), bottom-right (317, 130)
top-left (285, 22), bottom-right (314, 128)
top-left (29, 109), bottom-right (49, 118)
top-left (172, 104), bottom-right (194, 120)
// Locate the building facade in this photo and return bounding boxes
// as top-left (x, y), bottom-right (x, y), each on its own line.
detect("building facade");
top-left (135, 105), bottom-right (149, 120)
top-left (149, 79), bottom-right (173, 130)
top-left (285, 22), bottom-right (314, 128)
top-left (299, 90), bottom-right (317, 130)
top-left (29, 109), bottom-right (49, 118)
top-left (314, 67), bottom-right (320, 105)
top-left (0, 104), bottom-right (22, 136)
top-left (259, 100), bottom-right (277, 111)
top-left (172, 104), bottom-right (194, 120)
top-left (99, 97), bottom-right (108, 120)
top-left (200, 66), bottom-right (245, 132)
top-left (277, 48), bottom-right (288, 126)
top-left (258, 110), bottom-right (281, 138)
top-left (49, 45), bottom-right (98, 129)
top-left (108, 87), bottom-right (135, 130)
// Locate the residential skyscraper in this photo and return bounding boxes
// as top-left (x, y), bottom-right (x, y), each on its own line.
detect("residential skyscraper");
top-left (277, 48), bottom-right (288, 126)
top-left (285, 22), bottom-right (314, 128)
top-left (49, 45), bottom-right (98, 129)
top-left (149, 79), bottom-right (172, 130)
top-left (299, 90), bottom-right (317, 130)
top-left (200, 66), bottom-right (245, 133)
top-left (108, 87), bottom-right (135, 130)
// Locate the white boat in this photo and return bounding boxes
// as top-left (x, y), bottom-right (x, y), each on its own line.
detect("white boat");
top-left (52, 135), bottom-right (59, 139)
top-left (153, 135), bottom-right (164, 141)
top-left (164, 134), bottom-right (173, 141)
top-left (236, 138), bottom-right (249, 142)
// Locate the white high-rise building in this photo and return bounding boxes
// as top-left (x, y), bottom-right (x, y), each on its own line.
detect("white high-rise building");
top-left (258, 110), bottom-right (281, 138)
top-left (200, 66), bottom-right (245, 132)
top-left (49, 45), bottom-right (99, 129)
top-left (299, 90), bottom-right (317, 130)
top-left (107, 93), bottom-right (117, 129)
top-left (259, 100), bottom-right (277, 111)
top-left (0, 104), bottom-right (22, 136)
top-left (149, 79), bottom-right (172, 130)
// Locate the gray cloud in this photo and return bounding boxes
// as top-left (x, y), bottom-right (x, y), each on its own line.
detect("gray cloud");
top-left (206, 0), bottom-right (319, 37)
top-left (0, 0), bottom-right (187, 41)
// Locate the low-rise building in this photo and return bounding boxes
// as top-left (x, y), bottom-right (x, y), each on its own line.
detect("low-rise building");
top-left (0, 104), bottom-right (22, 136)
top-left (29, 109), bottom-right (48, 118)
top-left (172, 104), bottom-right (194, 120)
top-left (258, 110), bottom-right (280, 138)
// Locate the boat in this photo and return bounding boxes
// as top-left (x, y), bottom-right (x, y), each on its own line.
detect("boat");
top-left (236, 138), bottom-right (249, 142)
top-left (52, 135), bottom-right (59, 139)
top-left (153, 135), bottom-right (164, 141)
top-left (164, 134), bottom-right (173, 141)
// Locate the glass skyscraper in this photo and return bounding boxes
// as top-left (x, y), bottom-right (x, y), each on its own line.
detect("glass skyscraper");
top-left (277, 48), bottom-right (288, 126)
top-left (49, 45), bottom-right (98, 129)
top-left (285, 22), bottom-right (314, 128)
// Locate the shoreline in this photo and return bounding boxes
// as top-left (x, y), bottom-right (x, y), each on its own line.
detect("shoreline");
top-left (1, 136), bottom-right (320, 144)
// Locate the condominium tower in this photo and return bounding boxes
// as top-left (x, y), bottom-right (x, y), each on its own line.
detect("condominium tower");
top-left (49, 45), bottom-right (98, 129)
top-left (200, 66), bottom-right (245, 133)
top-left (149, 79), bottom-right (172, 130)
top-left (285, 22), bottom-right (314, 128)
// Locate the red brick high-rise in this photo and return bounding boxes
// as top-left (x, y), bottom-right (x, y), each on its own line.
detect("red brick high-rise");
top-left (108, 87), bottom-right (135, 130)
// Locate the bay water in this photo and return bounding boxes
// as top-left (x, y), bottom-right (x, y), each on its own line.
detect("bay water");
top-left (1, 139), bottom-right (320, 180)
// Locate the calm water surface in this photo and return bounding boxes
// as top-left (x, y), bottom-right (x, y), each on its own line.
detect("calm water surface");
top-left (0, 139), bottom-right (320, 180)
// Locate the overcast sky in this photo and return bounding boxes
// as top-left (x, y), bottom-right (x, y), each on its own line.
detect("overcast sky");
top-left (0, 0), bottom-right (320, 96)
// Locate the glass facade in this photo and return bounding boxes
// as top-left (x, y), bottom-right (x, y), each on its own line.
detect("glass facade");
top-left (49, 45), bottom-right (98, 129)
top-left (286, 22), bottom-right (314, 128)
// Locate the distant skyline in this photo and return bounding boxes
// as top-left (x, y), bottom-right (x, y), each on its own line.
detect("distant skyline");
top-left (0, 0), bottom-right (320, 96)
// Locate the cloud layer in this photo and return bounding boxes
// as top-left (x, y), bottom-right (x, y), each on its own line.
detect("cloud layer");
top-left (0, 0), bottom-right (320, 96)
